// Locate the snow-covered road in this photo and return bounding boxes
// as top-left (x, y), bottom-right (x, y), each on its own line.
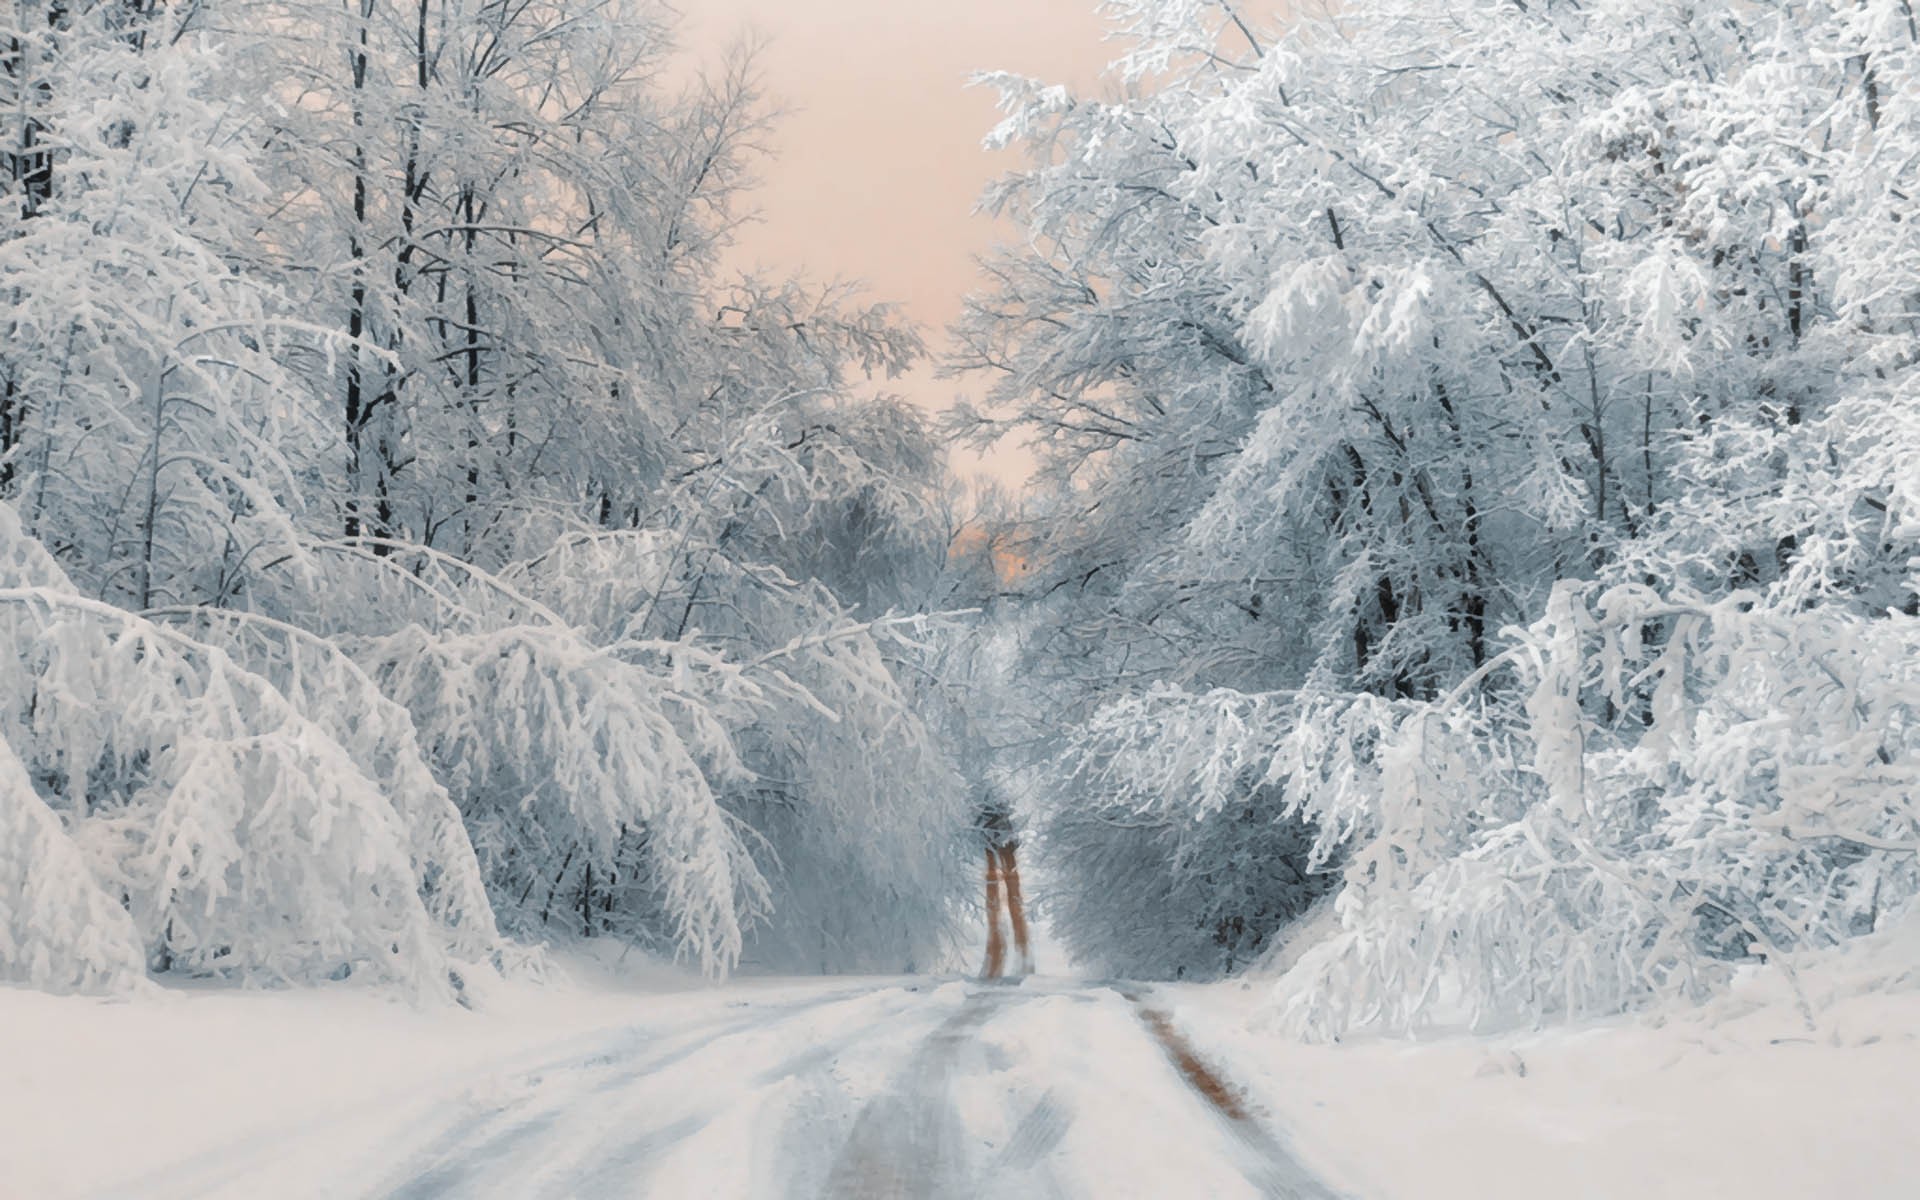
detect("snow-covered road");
top-left (114, 977), bottom-right (1338, 1200)
top-left (11, 960), bottom-right (1919, 1199)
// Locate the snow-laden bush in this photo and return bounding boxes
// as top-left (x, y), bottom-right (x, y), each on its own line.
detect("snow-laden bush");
top-left (358, 622), bottom-right (766, 973)
top-left (500, 531), bottom-right (974, 972)
top-left (1264, 584), bottom-right (1920, 1039)
top-left (0, 505), bottom-right (501, 997)
top-left (1060, 582), bottom-right (1919, 1034)
top-left (156, 609), bottom-right (503, 965)
top-left (0, 505), bottom-right (149, 992)
top-left (0, 736), bottom-right (149, 994)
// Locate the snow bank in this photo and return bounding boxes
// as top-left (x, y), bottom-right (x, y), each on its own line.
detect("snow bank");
top-left (0, 951), bottom-right (831, 1199)
top-left (1170, 944), bottom-right (1920, 1200)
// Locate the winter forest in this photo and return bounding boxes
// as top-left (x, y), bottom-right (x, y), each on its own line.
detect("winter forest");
top-left (3, 0), bottom-right (1919, 1194)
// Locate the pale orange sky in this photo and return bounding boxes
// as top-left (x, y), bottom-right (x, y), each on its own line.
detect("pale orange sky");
top-left (681, 1), bottom-right (1116, 487)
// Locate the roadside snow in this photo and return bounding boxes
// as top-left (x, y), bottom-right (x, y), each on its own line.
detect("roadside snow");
top-left (0, 951), bottom-right (876, 1200)
top-left (1169, 963), bottom-right (1920, 1200)
top-left (6, 934), bottom-right (1914, 1200)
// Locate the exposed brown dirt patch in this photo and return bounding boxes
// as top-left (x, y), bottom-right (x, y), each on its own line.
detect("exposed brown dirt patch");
top-left (1123, 995), bottom-right (1252, 1123)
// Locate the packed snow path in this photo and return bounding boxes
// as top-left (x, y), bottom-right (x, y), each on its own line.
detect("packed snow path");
top-left (124, 977), bottom-right (1340, 1200)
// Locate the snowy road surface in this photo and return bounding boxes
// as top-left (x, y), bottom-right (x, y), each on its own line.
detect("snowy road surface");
top-left (114, 977), bottom-right (1338, 1200)
top-left (12, 965), bottom-right (1917, 1199)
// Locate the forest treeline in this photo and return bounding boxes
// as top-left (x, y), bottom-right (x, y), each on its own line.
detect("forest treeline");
top-left (963, 0), bottom-right (1920, 1036)
top-left (5, 0), bottom-right (1918, 1042)
top-left (0, 0), bottom-right (998, 997)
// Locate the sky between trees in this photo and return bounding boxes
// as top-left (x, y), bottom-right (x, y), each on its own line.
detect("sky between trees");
top-left (682, 0), bottom-right (1113, 488)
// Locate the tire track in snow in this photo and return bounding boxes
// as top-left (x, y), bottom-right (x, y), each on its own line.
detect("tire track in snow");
top-left (102, 993), bottom-right (832, 1200)
top-left (984, 1087), bottom-right (1074, 1176)
top-left (122, 978), bottom-right (1346, 1200)
top-left (1115, 984), bottom-right (1345, 1200)
top-left (384, 983), bottom-right (933, 1200)
top-left (539, 986), bottom-right (958, 1198)
top-left (815, 983), bottom-right (1092, 1199)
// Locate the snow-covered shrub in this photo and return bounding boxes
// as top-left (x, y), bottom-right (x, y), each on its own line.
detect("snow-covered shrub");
top-left (156, 609), bottom-right (503, 965)
top-left (0, 737), bottom-right (148, 994)
top-left (0, 505), bottom-right (500, 997)
top-left (358, 621), bottom-right (765, 974)
top-left (1269, 585), bottom-right (1920, 1039)
top-left (501, 531), bottom-right (974, 972)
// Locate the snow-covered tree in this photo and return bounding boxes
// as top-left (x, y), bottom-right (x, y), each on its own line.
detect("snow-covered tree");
top-left (0, 501), bottom-right (503, 997)
top-left (1, 2), bottom-right (326, 607)
top-left (962, 0), bottom-right (1920, 1018)
top-left (0, 0), bottom-right (977, 997)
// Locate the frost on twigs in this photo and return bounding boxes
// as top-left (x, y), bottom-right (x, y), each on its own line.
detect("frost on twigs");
top-left (1266, 585), bottom-right (1920, 1041)
top-left (0, 738), bottom-right (147, 995)
top-left (962, 0), bottom-right (1920, 1038)
top-left (0, 506), bottom-right (495, 999)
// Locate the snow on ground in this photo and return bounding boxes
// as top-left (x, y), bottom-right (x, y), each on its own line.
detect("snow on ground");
top-left (0, 951), bottom-right (895, 1200)
top-left (0, 951), bottom-right (1318, 1200)
top-left (1170, 965), bottom-right (1920, 1200)
top-left (4, 938), bottom-right (1915, 1200)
